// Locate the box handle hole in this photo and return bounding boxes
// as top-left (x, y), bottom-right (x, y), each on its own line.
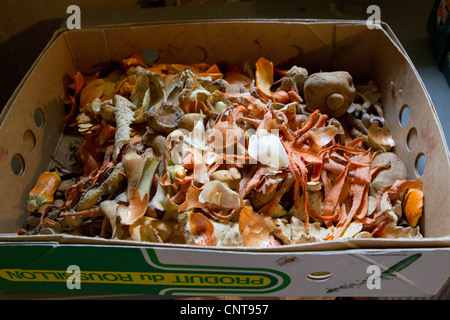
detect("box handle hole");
top-left (415, 153), bottom-right (426, 177)
top-left (11, 153), bottom-right (25, 176)
top-left (399, 105), bottom-right (410, 127)
top-left (406, 127), bottom-right (417, 151)
top-left (307, 271), bottom-right (332, 282)
top-left (34, 108), bottom-right (45, 129)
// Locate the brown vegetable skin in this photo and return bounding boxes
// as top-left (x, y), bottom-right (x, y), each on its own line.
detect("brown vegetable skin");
top-left (76, 163), bottom-right (124, 211)
top-left (249, 188), bottom-right (277, 211)
top-left (123, 149), bottom-right (145, 189)
top-left (80, 79), bottom-right (115, 108)
top-left (304, 71), bottom-right (356, 118)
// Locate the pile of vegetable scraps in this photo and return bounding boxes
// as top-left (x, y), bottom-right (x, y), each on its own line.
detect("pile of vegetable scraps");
top-left (19, 55), bottom-right (425, 247)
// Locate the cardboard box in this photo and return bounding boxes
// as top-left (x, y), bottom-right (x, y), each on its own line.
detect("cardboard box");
top-left (444, 46), bottom-right (450, 86)
top-left (0, 20), bottom-right (449, 297)
top-left (427, 0), bottom-right (450, 67)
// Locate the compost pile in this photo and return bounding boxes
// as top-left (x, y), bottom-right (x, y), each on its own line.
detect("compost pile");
top-left (19, 55), bottom-right (425, 246)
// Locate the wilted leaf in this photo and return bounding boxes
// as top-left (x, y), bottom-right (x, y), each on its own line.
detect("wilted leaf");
top-left (376, 221), bottom-right (422, 239)
top-left (368, 121), bottom-right (395, 150)
top-left (255, 57), bottom-right (274, 98)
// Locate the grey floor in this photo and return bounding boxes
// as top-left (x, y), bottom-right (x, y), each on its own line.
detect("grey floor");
top-left (76, 0), bottom-right (450, 148)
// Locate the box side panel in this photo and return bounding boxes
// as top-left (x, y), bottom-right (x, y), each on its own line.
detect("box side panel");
top-left (372, 29), bottom-right (450, 237)
top-left (332, 24), bottom-right (377, 81)
top-left (0, 35), bottom-right (75, 232)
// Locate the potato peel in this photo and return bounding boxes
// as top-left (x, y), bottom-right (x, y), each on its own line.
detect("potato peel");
top-left (21, 55), bottom-right (425, 245)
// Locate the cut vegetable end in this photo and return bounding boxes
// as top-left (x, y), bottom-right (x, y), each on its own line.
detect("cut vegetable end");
top-left (255, 57), bottom-right (274, 98)
top-left (126, 188), bottom-right (150, 225)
